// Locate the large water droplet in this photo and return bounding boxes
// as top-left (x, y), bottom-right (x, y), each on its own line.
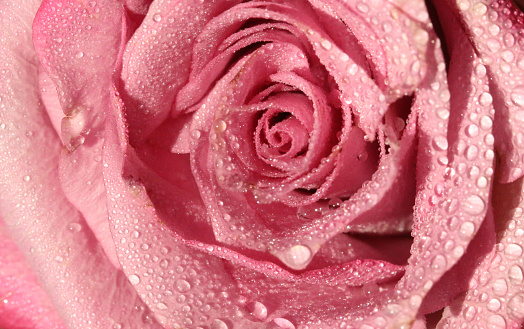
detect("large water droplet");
top-left (463, 305), bottom-right (476, 321)
top-left (508, 293), bottom-right (524, 318)
top-left (463, 195), bottom-right (485, 215)
top-left (211, 319), bottom-right (229, 329)
top-left (486, 315), bottom-right (506, 329)
top-left (492, 278), bottom-right (508, 296)
top-left (487, 298), bottom-right (501, 312)
top-left (273, 318), bottom-right (295, 329)
top-left (511, 85), bottom-right (524, 107)
top-left (459, 221), bottom-right (476, 239)
top-left (175, 279), bottom-right (191, 292)
top-left (129, 274), bottom-right (140, 285)
top-left (432, 135), bottom-right (448, 151)
top-left (284, 245), bottom-right (312, 269)
top-left (508, 265), bottom-right (524, 284)
top-left (247, 301), bottom-right (267, 320)
top-left (505, 243), bottom-right (523, 259)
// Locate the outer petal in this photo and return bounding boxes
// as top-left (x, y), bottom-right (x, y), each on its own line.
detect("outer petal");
top-left (33, 0), bottom-right (128, 266)
top-left (0, 218), bottom-right (66, 329)
top-left (0, 0), bottom-right (161, 327)
top-left (447, 0), bottom-right (524, 183)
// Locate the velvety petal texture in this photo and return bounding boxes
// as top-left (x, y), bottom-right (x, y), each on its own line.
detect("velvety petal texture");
top-left (1, 0), bottom-right (523, 328)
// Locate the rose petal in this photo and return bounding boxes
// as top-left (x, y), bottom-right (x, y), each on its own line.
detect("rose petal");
top-left (33, 0), bottom-right (128, 267)
top-left (121, 0), bottom-right (243, 144)
top-left (0, 218), bottom-right (66, 329)
top-left (437, 178), bottom-right (524, 328)
top-left (0, 0), bottom-right (160, 326)
top-left (449, 0), bottom-right (524, 183)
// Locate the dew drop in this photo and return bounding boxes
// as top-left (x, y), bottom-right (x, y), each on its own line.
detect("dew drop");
top-left (463, 195), bottom-right (485, 215)
top-left (153, 13), bottom-right (162, 22)
top-left (273, 318), bottom-right (295, 329)
top-left (247, 301), bottom-right (267, 320)
top-left (487, 315), bottom-right (506, 329)
top-left (328, 198), bottom-right (342, 209)
top-left (211, 319), bottom-right (229, 329)
top-left (432, 135), bottom-right (448, 151)
top-left (487, 298), bottom-right (501, 312)
top-left (215, 120), bottom-right (227, 132)
top-left (479, 92), bottom-right (493, 106)
top-left (157, 302), bottom-right (168, 310)
top-left (465, 124), bottom-right (479, 137)
top-left (430, 254), bottom-right (447, 271)
top-left (508, 293), bottom-right (524, 318)
top-left (459, 221), bottom-right (476, 239)
top-left (508, 265), bottom-right (524, 284)
top-left (492, 278), bottom-right (508, 296)
top-left (129, 274), bottom-right (140, 285)
top-left (320, 39), bottom-right (332, 50)
top-left (463, 305), bottom-right (476, 321)
top-left (436, 108), bottom-right (450, 120)
top-left (475, 63), bottom-right (486, 77)
top-left (480, 116), bottom-right (493, 129)
top-left (284, 245), bottom-right (311, 269)
top-left (68, 222), bottom-right (82, 233)
top-left (465, 145), bottom-right (479, 160)
top-left (504, 243), bottom-right (523, 259)
top-left (75, 52), bottom-right (84, 59)
top-left (472, 3), bottom-right (487, 16)
top-left (175, 279), bottom-right (191, 292)
top-left (511, 85), bottom-right (524, 107)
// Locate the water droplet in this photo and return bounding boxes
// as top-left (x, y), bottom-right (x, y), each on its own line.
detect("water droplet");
top-left (479, 92), bottom-right (493, 106)
top-left (480, 116), bottom-right (493, 129)
top-left (463, 305), bottom-right (476, 321)
top-left (431, 254), bottom-right (447, 271)
top-left (508, 293), bottom-right (524, 318)
top-left (211, 319), bottom-right (229, 329)
top-left (129, 274), bottom-right (140, 285)
top-left (157, 302), bottom-right (167, 310)
top-left (247, 301), bottom-right (267, 320)
top-left (459, 221), bottom-right (476, 239)
top-left (273, 318), bottom-right (295, 329)
top-left (463, 195), bottom-right (485, 215)
top-left (475, 63), bottom-right (486, 77)
top-left (487, 298), bottom-right (501, 312)
top-left (67, 222), bottom-right (82, 233)
top-left (508, 265), bottom-right (523, 284)
top-left (175, 279), bottom-right (191, 292)
top-left (328, 198), bottom-right (342, 209)
top-left (215, 120), bottom-right (227, 132)
top-left (320, 39), bottom-right (332, 50)
top-left (465, 124), bottom-right (479, 137)
top-left (23, 175), bottom-right (31, 182)
top-left (511, 86), bottom-right (524, 107)
top-left (284, 245), bottom-right (311, 269)
top-left (75, 52), bottom-right (84, 59)
top-left (409, 295), bottom-right (422, 308)
top-left (487, 315), bottom-right (506, 329)
top-left (492, 278), bottom-right (508, 296)
top-left (432, 135), bottom-right (448, 151)
top-left (356, 2), bottom-right (369, 13)
top-left (477, 176), bottom-right (488, 188)
top-left (505, 243), bottom-right (523, 259)
top-left (465, 145), bottom-right (479, 160)
top-left (472, 3), bottom-right (487, 16)
top-left (153, 13), bottom-right (162, 22)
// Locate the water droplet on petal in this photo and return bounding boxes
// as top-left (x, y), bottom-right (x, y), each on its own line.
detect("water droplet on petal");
top-left (157, 302), bottom-right (167, 310)
top-left (492, 278), bottom-right (508, 296)
top-left (463, 195), bottom-right (485, 215)
top-left (511, 86), bottom-right (524, 107)
top-left (508, 293), bottom-right (524, 318)
top-left (153, 13), bottom-right (162, 22)
top-left (508, 265), bottom-right (524, 284)
top-left (463, 305), bottom-right (476, 321)
top-left (472, 3), bottom-right (487, 16)
top-left (129, 274), bottom-right (140, 285)
top-left (479, 92), bottom-right (493, 106)
top-left (273, 318), bottom-right (295, 329)
top-left (175, 279), bottom-right (191, 292)
top-left (247, 301), bottom-right (267, 320)
top-left (284, 245), bottom-right (311, 269)
top-left (505, 243), bottom-right (523, 259)
top-left (320, 39), bottom-right (332, 50)
top-left (211, 319), bottom-right (229, 329)
top-left (68, 222), bottom-right (82, 233)
top-left (432, 135), bottom-right (448, 151)
top-left (487, 315), bottom-right (506, 329)
top-left (487, 298), bottom-right (501, 312)
top-left (459, 221), bottom-right (476, 239)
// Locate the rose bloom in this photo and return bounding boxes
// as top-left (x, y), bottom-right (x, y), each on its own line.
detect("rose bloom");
top-left (2, 0), bottom-right (524, 328)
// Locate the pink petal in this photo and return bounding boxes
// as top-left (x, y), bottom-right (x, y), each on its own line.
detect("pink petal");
top-left (448, 0), bottom-right (524, 183)
top-left (33, 0), bottom-right (128, 267)
top-left (0, 0), bottom-right (161, 326)
top-left (120, 0), bottom-right (242, 144)
top-left (437, 178), bottom-right (524, 328)
top-left (0, 219), bottom-right (66, 329)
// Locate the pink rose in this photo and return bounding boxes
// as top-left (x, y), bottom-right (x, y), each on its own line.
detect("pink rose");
top-left (1, 0), bottom-right (524, 328)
